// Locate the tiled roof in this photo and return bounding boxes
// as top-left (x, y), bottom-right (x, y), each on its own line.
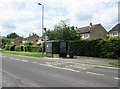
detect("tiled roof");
top-left (109, 23), bottom-right (120, 32)
top-left (78, 26), bottom-right (90, 33)
top-left (77, 24), bottom-right (102, 34)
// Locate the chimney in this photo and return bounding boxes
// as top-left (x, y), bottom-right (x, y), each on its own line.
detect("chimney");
top-left (29, 34), bottom-right (31, 37)
top-left (90, 22), bottom-right (92, 27)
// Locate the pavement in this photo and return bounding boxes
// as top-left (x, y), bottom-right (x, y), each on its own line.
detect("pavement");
top-left (1, 53), bottom-right (120, 87)
top-left (43, 56), bottom-right (119, 69)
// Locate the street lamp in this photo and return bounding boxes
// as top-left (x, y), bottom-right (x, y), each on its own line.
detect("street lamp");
top-left (38, 3), bottom-right (44, 53)
top-left (38, 3), bottom-right (44, 36)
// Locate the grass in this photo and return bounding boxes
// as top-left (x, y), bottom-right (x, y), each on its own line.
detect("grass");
top-left (2, 50), bottom-right (46, 58)
top-left (109, 60), bottom-right (120, 67)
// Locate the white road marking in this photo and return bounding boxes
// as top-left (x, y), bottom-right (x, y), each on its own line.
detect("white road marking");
top-left (58, 63), bottom-right (61, 65)
top-left (76, 67), bottom-right (87, 70)
top-left (95, 65), bottom-right (119, 70)
top-left (14, 59), bottom-right (20, 61)
top-left (14, 59), bottom-right (28, 62)
top-left (20, 60), bottom-right (28, 62)
top-left (115, 77), bottom-right (120, 80)
top-left (38, 63), bottom-right (80, 73)
top-left (86, 71), bottom-right (104, 76)
top-left (65, 68), bottom-right (80, 72)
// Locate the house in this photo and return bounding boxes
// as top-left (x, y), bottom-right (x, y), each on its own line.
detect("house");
top-left (108, 23), bottom-right (120, 37)
top-left (24, 33), bottom-right (40, 45)
top-left (12, 33), bottom-right (42, 46)
top-left (14, 37), bottom-right (24, 45)
top-left (77, 23), bottom-right (107, 40)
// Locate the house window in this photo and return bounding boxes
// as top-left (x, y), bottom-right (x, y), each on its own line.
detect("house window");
top-left (84, 33), bottom-right (90, 38)
top-left (81, 33), bottom-right (90, 40)
top-left (36, 40), bottom-right (38, 42)
top-left (112, 31), bottom-right (118, 36)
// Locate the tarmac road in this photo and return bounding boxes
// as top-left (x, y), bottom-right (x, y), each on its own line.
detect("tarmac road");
top-left (2, 53), bottom-right (119, 87)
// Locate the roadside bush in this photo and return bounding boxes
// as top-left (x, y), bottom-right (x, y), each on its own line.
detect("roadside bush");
top-left (68, 40), bottom-right (100, 57)
top-left (25, 46), bottom-right (31, 52)
top-left (68, 37), bottom-right (120, 59)
top-left (98, 37), bottom-right (120, 59)
top-left (4, 45), bottom-right (10, 50)
top-left (15, 46), bottom-right (21, 51)
top-left (9, 45), bottom-right (16, 51)
top-left (24, 46), bottom-right (27, 52)
top-left (31, 45), bottom-right (39, 52)
top-left (24, 45), bottom-right (38, 52)
top-left (1, 45), bottom-right (5, 49)
top-left (21, 46), bottom-right (24, 51)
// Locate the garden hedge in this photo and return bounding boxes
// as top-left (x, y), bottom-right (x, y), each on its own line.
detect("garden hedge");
top-left (98, 37), bottom-right (120, 59)
top-left (68, 40), bottom-right (100, 57)
top-left (3, 37), bottom-right (120, 59)
top-left (68, 37), bottom-right (120, 59)
top-left (15, 46), bottom-right (21, 51)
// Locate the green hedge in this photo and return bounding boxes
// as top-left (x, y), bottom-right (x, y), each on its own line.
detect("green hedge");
top-left (24, 46), bottom-right (39, 52)
top-left (31, 46), bottom-right (39, 52)
top-left (98, 37), bottom-right (120, 59)
top-left (4, 45), bottom-right (39, 52)
top-left (9, 45), bottom-right (16, 51)
top-left (68, 40), bottom-right (100, 57)
top-left (68, 37), bottom-right (120, 59)
top-left (4, 45), bottom-right (10, 50)
top-left (15, 46), bottom-right (21, 51)
top-left (4, 45), bottom-right (16, 51)
top-left (3, 37), bottom-right (120, 59)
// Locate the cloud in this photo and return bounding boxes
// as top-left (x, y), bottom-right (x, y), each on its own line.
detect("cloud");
top-left (13, 20), bottom-right (41, 37)
top-left (0, 0), bottom-right (119, 37)
top-left (118, 1), bottom-right (120, 23)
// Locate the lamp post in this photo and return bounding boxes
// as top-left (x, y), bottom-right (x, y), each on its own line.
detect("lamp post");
top-left (38, 3), bottom-right (44, 53)
top-left (38, 3), bottom-right (44, 36)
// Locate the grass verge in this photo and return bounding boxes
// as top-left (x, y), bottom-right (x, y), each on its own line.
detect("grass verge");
top-left (109, 60), bottom-right (120, 67)
top-left (2, 50), bottom-right (46, 58)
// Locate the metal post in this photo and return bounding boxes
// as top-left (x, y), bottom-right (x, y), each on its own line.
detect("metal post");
top-left (38, 3), bottom-right (44, 36)
top-left (38, 3), bottom-right (44, 53)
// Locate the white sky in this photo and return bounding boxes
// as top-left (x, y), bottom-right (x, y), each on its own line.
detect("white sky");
top-left (0, 0), bottom-right (119, 37)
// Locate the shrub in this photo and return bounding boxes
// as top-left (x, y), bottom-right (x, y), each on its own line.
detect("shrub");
top-left (23, 45), bottom-right (38, 52)
top-left (9, 45), bottom-right (16, 51)
top-left (68, 37), bottom-right (120, 59)
top-left (21, 46), bottom-right (24, 51)
top-left (68, 40), bottom-right (100, 57)
top-left (23, 46), bottom-right (31, 52)
top-left (4, 45), bottom-right (10, 50)
top-left (15, 46), bottom-right (21, 51)
top-left (31, 45), bottom-right (39, 52)
top-left (98, 37), bottom-right (120, 59)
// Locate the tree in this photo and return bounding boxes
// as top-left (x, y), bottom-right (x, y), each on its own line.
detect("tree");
top-left (42, 30), bottom-right (57, 40)
top-left (7, 32), bottom-right (19, 39)
top-left (1, 36), bottom-right (11, 46)
top-left (43, 20), bottom-right (81, 41)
